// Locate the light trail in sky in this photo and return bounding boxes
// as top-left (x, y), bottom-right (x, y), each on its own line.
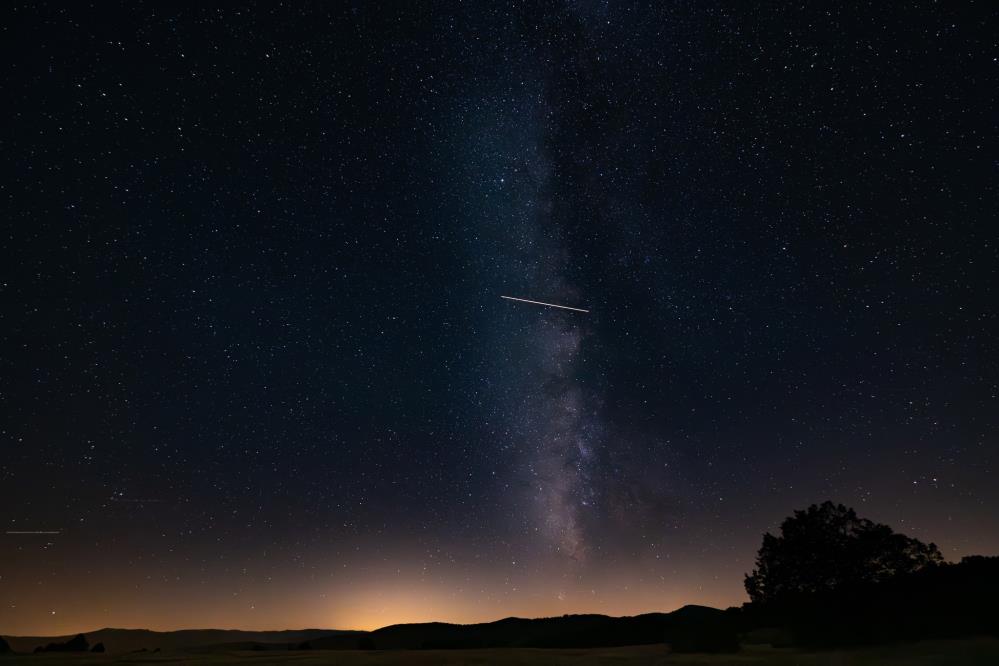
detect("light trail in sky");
top-left (500, 295), bottom-right (589, 313)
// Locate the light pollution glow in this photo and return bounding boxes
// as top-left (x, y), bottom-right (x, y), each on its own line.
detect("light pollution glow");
top-left (1, 555), bottom-right (744, 634)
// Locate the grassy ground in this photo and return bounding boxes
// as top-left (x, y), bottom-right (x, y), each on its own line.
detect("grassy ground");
top-left (4, 638), bottom-right (999, 665)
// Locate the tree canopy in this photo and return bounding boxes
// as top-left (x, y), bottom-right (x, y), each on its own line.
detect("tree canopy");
top-left (745, 501), bottom-right (943, 604)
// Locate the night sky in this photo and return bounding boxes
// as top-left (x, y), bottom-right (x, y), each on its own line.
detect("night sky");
top-left (2, 3), bottom-right (997, 634)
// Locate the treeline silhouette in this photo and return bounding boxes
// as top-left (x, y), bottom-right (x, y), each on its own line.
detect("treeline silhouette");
top-left (730, 501), bottom-right (999, 648)
top-left (733, 553), bottom-right (999, 647)
top-left (29, 633), bottom-right (104, 653)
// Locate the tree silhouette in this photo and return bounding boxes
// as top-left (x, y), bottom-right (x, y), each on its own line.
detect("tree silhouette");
top-left (34, 633), bottom-right (90, 653)
top-left (745, 501), bottom-right (942, 604)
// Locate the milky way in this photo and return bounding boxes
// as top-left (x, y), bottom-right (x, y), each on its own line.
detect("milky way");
top-left (479, 85), bottom-right (605, 567)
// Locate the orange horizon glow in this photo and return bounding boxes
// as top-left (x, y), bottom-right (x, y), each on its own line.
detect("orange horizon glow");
top-left (1, 573), bottom-right (746, 635)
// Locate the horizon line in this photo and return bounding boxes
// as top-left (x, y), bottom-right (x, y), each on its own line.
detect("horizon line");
top-left (0, 603), bottom-right (726, 637)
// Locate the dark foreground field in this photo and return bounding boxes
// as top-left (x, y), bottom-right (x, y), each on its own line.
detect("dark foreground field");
top-left (4, 639), bottom-right (999, 665)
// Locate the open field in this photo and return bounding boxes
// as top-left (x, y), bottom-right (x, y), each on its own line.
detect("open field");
top-left (4, 638), bottom-right (999, 665)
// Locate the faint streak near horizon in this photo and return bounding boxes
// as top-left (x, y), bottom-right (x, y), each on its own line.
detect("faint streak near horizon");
top-left (6, 531), bottom-right (61, 535)
top-left (501, 295), bottom-right (589, 313)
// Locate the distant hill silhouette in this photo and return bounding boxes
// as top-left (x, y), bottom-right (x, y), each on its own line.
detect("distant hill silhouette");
top-left (0, 635), bottom-right (10, 654)
top-left (2, 628), bottom-right (348, 654)
top-left (301, 605), bottom-right (736, 652)
top-left (3, 610), bottom-right (739, 655)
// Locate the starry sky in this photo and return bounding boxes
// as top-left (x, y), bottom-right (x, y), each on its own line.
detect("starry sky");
top-left (2, 2), bottom-right (997, 635)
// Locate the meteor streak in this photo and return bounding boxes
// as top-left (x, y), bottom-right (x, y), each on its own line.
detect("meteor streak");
top-left (501, 295), bottom-right (589, 313)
